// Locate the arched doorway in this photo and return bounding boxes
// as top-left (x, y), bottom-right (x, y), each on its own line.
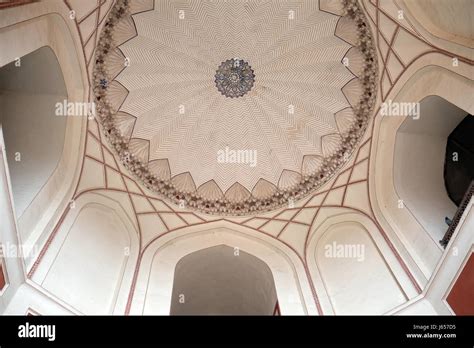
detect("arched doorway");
top-left (0, 46), bottom-right (67, 217)
top-left (130, 222), bottom-right (318, 315)
top-left (170, 245), bottom-right (278, 315)
top-left (394, 95), bottom-right (469, 243)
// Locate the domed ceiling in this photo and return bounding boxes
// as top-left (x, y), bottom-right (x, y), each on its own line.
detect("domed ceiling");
top-left (94, 0), bottom-right (377, 215)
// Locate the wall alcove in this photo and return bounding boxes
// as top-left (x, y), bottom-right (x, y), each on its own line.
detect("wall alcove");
top-left (170, 245), bottom-right (278, 315)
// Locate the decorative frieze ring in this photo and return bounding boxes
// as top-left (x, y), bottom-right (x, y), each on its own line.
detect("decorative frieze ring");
top-left (93, 0), bottom-right (378, 216)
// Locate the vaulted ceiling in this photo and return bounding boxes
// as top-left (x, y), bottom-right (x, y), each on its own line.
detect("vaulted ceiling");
top-left (94, 0), bottom-right (377, 214)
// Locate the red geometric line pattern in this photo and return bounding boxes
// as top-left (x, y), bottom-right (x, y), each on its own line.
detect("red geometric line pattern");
top-left (363, 0), bottom-right (473, 100)
top-left (28, 0), bottom-right (474, 315)
top-left (64, 0), bottom-right (114, 85)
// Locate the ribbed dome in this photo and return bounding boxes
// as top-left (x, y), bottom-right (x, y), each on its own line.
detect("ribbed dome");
top-left (95, 0), bottom-right (377, 215)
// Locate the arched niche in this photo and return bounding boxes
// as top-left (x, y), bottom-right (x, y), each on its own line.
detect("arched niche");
top-left (30, 193), bottom-right (140, 315)
top-left (394, 96), bottom-right (469, 243)
top-left (0, 46), bottom-right (67, 217)
top-left (0, 8), bottom-right (88, 270)
top-left (306, 213), bottom-right (416, 315)
top-left (170, 245), bottom-right (278, 315)
top-left (401, 0), bottom-right (473, 49)
top-left (371, 65), bottom-right (474, 282)
top-left (130, 221), bottom-right (319, 315)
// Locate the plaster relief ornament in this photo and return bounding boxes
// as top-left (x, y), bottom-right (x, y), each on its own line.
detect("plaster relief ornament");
top-left (215, 59), bottom-right (255, 98)
top-left (93, 0), bottom-right (378, 215)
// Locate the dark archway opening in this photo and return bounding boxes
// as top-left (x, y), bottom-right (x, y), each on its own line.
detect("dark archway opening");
top-left (170, 245), bottom-right (278, 315)
top-left (444, 115), bottom-right (474, 206)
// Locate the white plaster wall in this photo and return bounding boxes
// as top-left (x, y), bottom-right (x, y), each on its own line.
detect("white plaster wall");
top-left (307, 213), bottom-right (421, 315)
top-left (403, 0), bottom-right (473, 48)
top-left (0, 130), bottom-right (25, 314)
top-left (3, 282), bottom-right (76, 315)
top-left (0, 46), bottom-right (67, 217)
top-left (307, 213), bottom-right (413, 315)
top-left (29, 193), bottom-right (140, 315)
top-left (0, 3), bottom-right (88, 270)
top-left (316, 222), bottom-right (406, 314)
top-left (371, 65), bottom-right (474, 284)
top-left (391, 297), bottom-right (438, 315)
top-left (390, 200), bottom-right (474, 315)
top-left (39, 203), bottom-right (134, 314)
top-left (394, 96), bottom-right (468, 243)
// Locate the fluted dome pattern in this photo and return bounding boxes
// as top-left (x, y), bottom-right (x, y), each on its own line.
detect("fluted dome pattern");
top-left (95, 0), bottom-right (377, 214)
